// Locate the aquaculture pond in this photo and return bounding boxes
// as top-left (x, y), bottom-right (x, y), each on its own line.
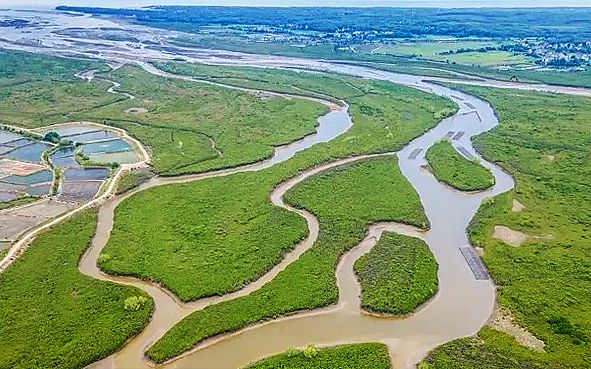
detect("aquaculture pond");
top-left (0, 131), bottom-right (22, 144)
top-left (45, 125), bottom-right (97, 137)
top-left (3, 142), bottom-right (52, 163)
top-left (50, 147), bottom-right (78, 168)
top-left (82, 139), bottom-right (130, 154)
top-left (2, 138), bottom-right (35, 148)
top-left (0, 146), bottom-right (13, 155)
top-left (88, 151), bottom-right (138, 164)
top-left (61, 180), bottom-right (102, 201)
top-left (28, 183), bottom-right (51, 197)
top-left (1, 169), bottom-right (53, 185)
top-left (64, 167), bottom-right (109, 181)
top-left (0, 192), bottom-right (18, 202)
top-left (51, 155), bottom-right (77, 168)
top-left (66, 130), bottom-right (118, 143)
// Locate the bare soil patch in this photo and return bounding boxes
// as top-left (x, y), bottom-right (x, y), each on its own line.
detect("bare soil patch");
top-left (493, 225), bottom-right (530, 246)
top-left (511, 199), bottom-right (525, 212)
top-left (124, 107), bottom-right (148, 114)
top-left (489, 306), bottom-right (545, 352)
top-left (0, 159), bottom-right (45, 177)
top-left (492, 225), bottom-right (554, 247)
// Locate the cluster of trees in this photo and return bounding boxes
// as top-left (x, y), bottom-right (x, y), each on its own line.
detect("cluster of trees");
top-left (439, 43), bottom-right (528, 56)
top-left (56, 6), bottom-right (591, 43)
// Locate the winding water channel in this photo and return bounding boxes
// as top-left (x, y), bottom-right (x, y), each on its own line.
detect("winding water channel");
top-left (2, 14), bottom-right (591, 368)
top-left (78, 60), bottom-right (516, 369)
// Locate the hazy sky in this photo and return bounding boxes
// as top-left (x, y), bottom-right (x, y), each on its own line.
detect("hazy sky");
top-left (2, 0), bottom-right (591, 8)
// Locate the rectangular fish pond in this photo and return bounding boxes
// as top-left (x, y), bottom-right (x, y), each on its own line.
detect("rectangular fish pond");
top-left (0, 131), bottom-right (23, 144)
top-left (65, 130), bottom-right (118, 143)
top-left (87, 151), bottom-right (138, 164)
top-left (1, 169), bottom-right (53, 185)
top-left (82, 139), bottom-right (131, 154)
top-left (3, 142), bottom-right (52, 163)
top-left (45, 125), bottom-right (98, 137)
top-left (60, 180), bottom-right (103, 201)
top-left (64, 167), bottom-right (110, 181)
top-left (50, 147), bottom-right (78, 168)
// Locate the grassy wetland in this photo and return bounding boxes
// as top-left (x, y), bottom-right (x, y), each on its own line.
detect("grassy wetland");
top-left (245, 343), bottom-right (392, 369)
top-left (353, 233), bottom-right (438, 315)
top-left (0, 210), bottom-right (153, 369)
top-left (101, 171), bottom-right (309, 301)
top-left (0, 50), bottom-right (121, 128)
top-left (421, 86), bottom-right (591, 368)
top-left (1, 49), bottom-right (457, 367)
top-left (112, 61), bottom-right (454, 363)
top-left (145, 155), bottom-right (429, 362)
top-left (77, 65), bottom-right (327, 174)
top-left (425, 140), bottom-right (495, 191)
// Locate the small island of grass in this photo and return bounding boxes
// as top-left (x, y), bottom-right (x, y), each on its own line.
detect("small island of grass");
top-left (353, 233), bottom-right (438, 315)
top-left (425, 140), bottom-right (495, 191)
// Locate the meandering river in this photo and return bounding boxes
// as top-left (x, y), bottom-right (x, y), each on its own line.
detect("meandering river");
top-left (1, 11), bottom-right (591, 368)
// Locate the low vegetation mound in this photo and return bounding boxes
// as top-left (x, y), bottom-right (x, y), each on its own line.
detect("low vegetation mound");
top-left (425, 140), bottom-right (495, 191)
top-left (0, 210), bottom-right (153, 369)
top-left (354, 233), bottom-right (438, 315)
top-left (246, 343), bottom-right (392, 369)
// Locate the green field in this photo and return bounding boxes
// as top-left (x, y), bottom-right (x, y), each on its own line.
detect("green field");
top-left (145, 156), bottom-right (429, 362)
top-left (421, 85), bottom-right (591, 368)
top-left (425, 140), bottom-right (495, 191)
top-left (246, 343), bottom-right (392, 369)
top-left (0, 210), bottom-right (154, 369)
top-left (354, 233), bottom-right (438, 315)
top-left (373, 41), bottom-right (532, 67)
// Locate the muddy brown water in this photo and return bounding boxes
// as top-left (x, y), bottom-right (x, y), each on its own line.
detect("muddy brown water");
top-left (2, 17), bottom-right (591, 368)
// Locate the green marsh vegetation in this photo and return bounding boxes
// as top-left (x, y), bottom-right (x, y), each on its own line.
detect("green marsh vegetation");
top-left (101, 60), bottom-right (453, 305)
top-left (420, 328), bottom-right (558, 369)
top-left (0, 50), bottom-right (122, 128)
top-left (425, 139), bottom-right (495, 191)
top-left (353, 233), bottom-right (438, 315)
top-left (421, 86), bottom-right (591, 368)
top-left (136, 67), bottom-right (454, 363)
top-left (146, 156), bottom-right (429, 362)
top-left (245, 343), bottom-right (392, 369)
top-left (77, 65), bottom-right (327, 174)
top-left (101, 170), bottom-right (309, 302)
top-left (0, 210), bottom-right (153, 369)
